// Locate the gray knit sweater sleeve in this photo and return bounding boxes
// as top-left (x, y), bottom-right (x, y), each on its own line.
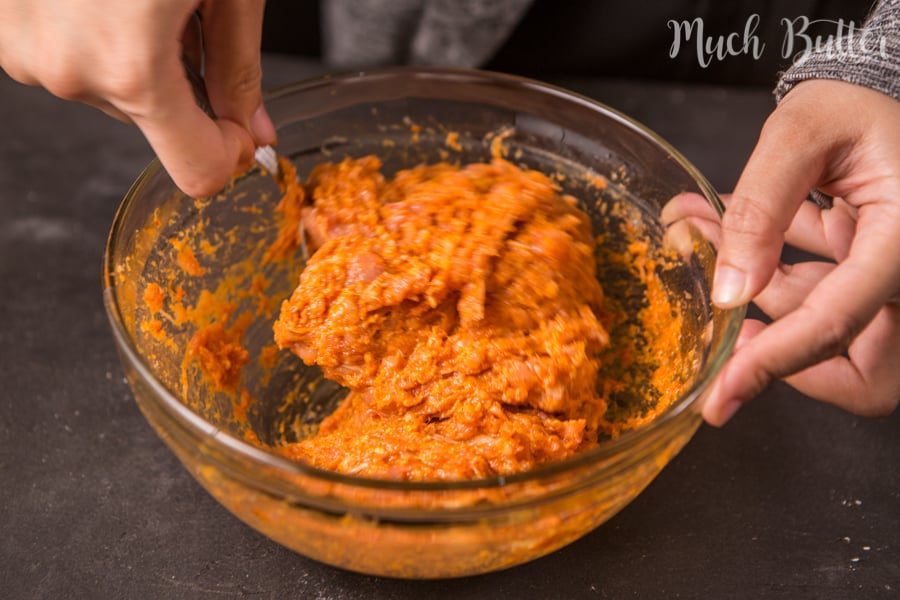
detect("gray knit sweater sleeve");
top-left (775, 0), bottom-right (900, 102)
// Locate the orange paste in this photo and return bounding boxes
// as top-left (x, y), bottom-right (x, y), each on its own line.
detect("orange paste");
top-left (185, 313), bottom-right (252, 392)
top-left (273, 157), bottom-right (651, 480)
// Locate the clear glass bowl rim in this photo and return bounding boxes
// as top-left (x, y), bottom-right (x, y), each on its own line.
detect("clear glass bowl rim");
top-left (102, 66), bottom-right (746, 494)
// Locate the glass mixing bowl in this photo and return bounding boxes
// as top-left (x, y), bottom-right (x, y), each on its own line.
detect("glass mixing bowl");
top-left (103, 67), bottom-right (744, 578)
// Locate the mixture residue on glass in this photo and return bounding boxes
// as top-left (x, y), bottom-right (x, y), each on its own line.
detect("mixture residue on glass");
top-left (271, 156), bottom-right (638, 479)
top-left (148, 153), bottom-right (692, 482)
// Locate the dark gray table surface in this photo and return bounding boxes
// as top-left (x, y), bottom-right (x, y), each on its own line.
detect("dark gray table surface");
top-left (2, 55), bottom-right (898, 599)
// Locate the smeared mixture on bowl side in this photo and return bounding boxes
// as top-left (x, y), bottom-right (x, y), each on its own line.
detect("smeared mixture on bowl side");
top-left (140, 149), bottom-right (695, 482)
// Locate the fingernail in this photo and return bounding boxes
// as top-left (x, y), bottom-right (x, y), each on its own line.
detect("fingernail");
top-left (250, 104), bottom-right (277, 146)
top-left (712, 265), bottom-right (747, 307)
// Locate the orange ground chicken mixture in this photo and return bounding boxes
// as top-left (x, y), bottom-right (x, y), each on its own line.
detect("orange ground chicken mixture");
top-left (273, 157), bottom-right (633, 480)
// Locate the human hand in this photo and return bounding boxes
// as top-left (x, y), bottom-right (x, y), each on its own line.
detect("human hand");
top-left (684, 79), bottom-right (900, 425)
top-left (0, 0), bottom-right (276, 197)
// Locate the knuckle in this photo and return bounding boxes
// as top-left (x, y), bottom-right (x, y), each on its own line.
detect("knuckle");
top-left (722, 193), bottom-right (780, 238)
top-left (0, 47), bottom-right (38, 86)
top-left (42, 77), bottom-right (86, 101)
top-left (103, 72), bottom-right (149, 105)
top-left (37, 58), bottom-right (88, 101)
top-left (809, 308), bottom-right (859, 361)
top-left (2, 62), bottom-right (37, 86)
top-left (761, 103), bottom-right (819, 149)
top-left (228, 62), bottom-right (263, 98)
top-left (729, 351), bottom-right (776, 401)
top-left (746, 365), bottom-right (774, 399)
top-left (204, 62), bottom-right (263, 121)
top-left (99, 58), bottom-right (156, 106)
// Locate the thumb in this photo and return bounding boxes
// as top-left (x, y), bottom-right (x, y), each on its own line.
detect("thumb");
top-left (133, 96), bottom-right (254, 198)
top-left (713, 101), bottom-right (827, 308)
